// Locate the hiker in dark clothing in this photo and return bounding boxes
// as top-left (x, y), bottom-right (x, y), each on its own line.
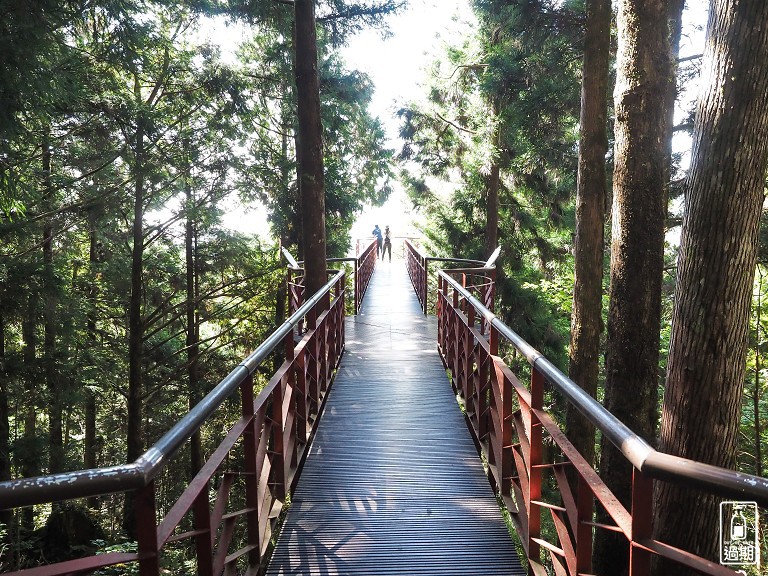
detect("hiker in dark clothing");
top-left (372, 224), bottom-right (383, 257)
top-left (382, 225), bottom-right (392, 262)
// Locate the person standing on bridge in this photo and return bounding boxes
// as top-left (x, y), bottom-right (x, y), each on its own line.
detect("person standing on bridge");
top-left (382, 225), bottom-right (392, 262)
top-left (372, 224), bottom-right (383, 257)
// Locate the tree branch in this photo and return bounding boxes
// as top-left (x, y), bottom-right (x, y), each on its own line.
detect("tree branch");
top-left (438, 63), bottom-right (488, 81)
top-left (678, 53), bottom-right (703, 64)
top-left (436, 112), bottom-right (476, 135)
top-left (318, 2), bottom-right (405, 23)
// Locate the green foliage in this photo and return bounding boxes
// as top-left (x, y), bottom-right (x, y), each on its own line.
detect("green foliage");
top-left (235, 23), bottom-right (393, 258)
top-left (0, 0), bottom-right (396, 566)
top-left (93, 540), bottom-right (139, 575)
top-left (740, 261), bottom-right (768, 478)
top-left (399, 0), bottom-right (581, 365)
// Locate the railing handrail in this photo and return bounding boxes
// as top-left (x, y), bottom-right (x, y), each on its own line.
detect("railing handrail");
top-left (287, 257), bottom-right (357, 268)
top-left (438, 270), bottom-right (768, 506)
top-left (427, 256), bottom-right (489, 267)
top-left (0, 269), bottom-right (346, 510)
top-left (285, 239), bottom-right (377, 315)
top-left (404, 239), bottom-right (497, 316)
top-left (404, 238), bottom-right (494, 269)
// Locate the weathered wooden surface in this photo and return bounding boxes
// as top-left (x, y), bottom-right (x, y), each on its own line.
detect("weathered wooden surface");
top-left (267, 260), bottom-right (524, 575)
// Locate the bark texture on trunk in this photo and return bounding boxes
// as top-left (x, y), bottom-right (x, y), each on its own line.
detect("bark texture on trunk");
top-left (85, 224), bottom-right (98, 508)
top-left (294, 0), bottom-right (327, 298)
top-left (185, 184), bottom-right (202, 477)
top-left (754, 270), bottom-right (763, 478)
top-left (127, 119), bottom-right (145, 466)
top-left (566, 0), bottom-right (611, 476)
top-left (594, 0), bottom-right (672, 572)
top-left (484, 162), bottom-right (500, 260)
top-left (663, 0), bottom-right (685, 207)
top-left (124, 114), bottom-right (146, 539)
top-left (0, 309), bottom-right (12, 566)
top-left (485, 99), bottom-right (500, 260)
top-left (654, 2), bottom-right (768, 573)
top-left (21, 292), bottom-right (38, 532)
top-left (0, 312), bottom-right (8, 484)
top-left (42, 134), bottom-right (64, 475)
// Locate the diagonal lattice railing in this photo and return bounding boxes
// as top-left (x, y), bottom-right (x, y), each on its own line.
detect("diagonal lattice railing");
top-left (0, 243), bottom-right (378, 575)
top-left (404, 238), bottom-right (496, 317)
top-left (405, 241), bottom-right (768, 576)
top-left (287, 239), bottom-right (377, 316)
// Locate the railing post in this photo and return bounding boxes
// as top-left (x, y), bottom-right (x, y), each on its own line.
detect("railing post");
top-left (489, 321), bottom-right (498, 355)
top-left (287, 269), bottom-right (294, 316)
top-left (240, 372), bottom-right (261, 569)
top-left (271, 362), bottom-right (286, 502)
top-left (576, 475), bottom-right (593, 574)
top-left (306, 304), bottom-right (319, 420)
top-left (489, 267), bottom-right (496, 313)
top-left (295, 334), bottom-right (308, 460)
top-left (423, 257), bottom-right (429, 314)
top-left (319, 289), bottom-right (331, 397)
top-left (463, 299), bottom-right (474, 418)
top-left (629, 469), bottom-right (653, 576)
top-left (491, 325), bottom-right (512, 499)
top-left (485, 267), bottom-right (496, 334)
top-left (192, 487), bottom-right (214, 576)
top-left (528, 367), bottom-right (544, 573)
top-left (354, 258), bottom-right (360, 314)
top-left (462, 273), bottom-right (468, 318)
top-left (134, 481), bottom-right (160, 576)
top-left (437, 274), bottom-right (444, 346)
top-left (337, 274), bottom-right (346, 364)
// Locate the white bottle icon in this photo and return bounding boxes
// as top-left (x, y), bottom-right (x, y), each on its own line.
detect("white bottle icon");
top-left (731, 505), bottom-right (747, 540)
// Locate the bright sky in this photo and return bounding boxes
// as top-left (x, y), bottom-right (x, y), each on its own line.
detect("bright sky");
top-left (342, 1), bottom-right (709, 254)
top-left (342, 0), bottom-right (474, 252)
top-left (209, 2), bottom-right (474, 247)
top-left (207, 2), bottom-right (709, 252)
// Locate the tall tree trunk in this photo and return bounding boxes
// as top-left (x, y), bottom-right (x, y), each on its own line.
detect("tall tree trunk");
top-left (663, 0), bottom-right (685, 207)
top-left (42, 132), bottom-right (63, 475)
top-left (0, 312), bottom-right (7, 477)
top-left (127, 120), bottom-right (145, 465)
top-left (484, 99), bottom-right (500, 260)
top-left (124, 110), bottom-right (146, 538)
top-left (566, 0), bottom-right (611, 480)
top-left (21, 292), bottom-right (39, 533)
top-left (275, 240), bottom-right (288, 373)
top-left (594, 0), bottom-right (672, 572)
top-left (85, 221), bottom-right (98, 508)
top-left (294, 0), bottom-right (327, 298)
top-left (0, 308), bottom-right (13, 568)
top-left (280, 114), bottom-right (300, 251)
top-left (276, 116), bottom-right (291, 365)
top-left (754, 267), bottom-right (763, 477)
top-left (654, 3), bottom-right (768, 572)
top-left (185, 176), bottom-right (202, 477)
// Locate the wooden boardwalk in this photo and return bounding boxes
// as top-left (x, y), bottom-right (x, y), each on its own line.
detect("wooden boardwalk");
top-left (267, 259), bottom-right (524, 575)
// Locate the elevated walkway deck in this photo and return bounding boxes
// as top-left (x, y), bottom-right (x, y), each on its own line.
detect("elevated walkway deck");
top-left (267, 260), bottom-right (524, 575)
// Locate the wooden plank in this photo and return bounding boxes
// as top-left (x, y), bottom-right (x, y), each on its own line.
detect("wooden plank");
top-left (266, 262), bottom-right (525, 575)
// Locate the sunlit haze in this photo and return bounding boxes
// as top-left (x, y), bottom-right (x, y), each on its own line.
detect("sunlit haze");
top-left (342, 0), bottom-right (473, 253)
top-left (205, 2), bottom-right (708, 254)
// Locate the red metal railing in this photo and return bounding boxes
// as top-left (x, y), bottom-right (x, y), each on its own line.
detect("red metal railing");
top-left (287, 240), bottom-right (377, 316)
top-left (404, 239), bottom-right (496, 317)
top-left (405, 239), bottom-right (428, 311)
top-left (436, 270), bottom-right (768, 576)
top-left (354, 239), bottom-right (377, 312)
top-left (0, 271), bottom-right (347, 576)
